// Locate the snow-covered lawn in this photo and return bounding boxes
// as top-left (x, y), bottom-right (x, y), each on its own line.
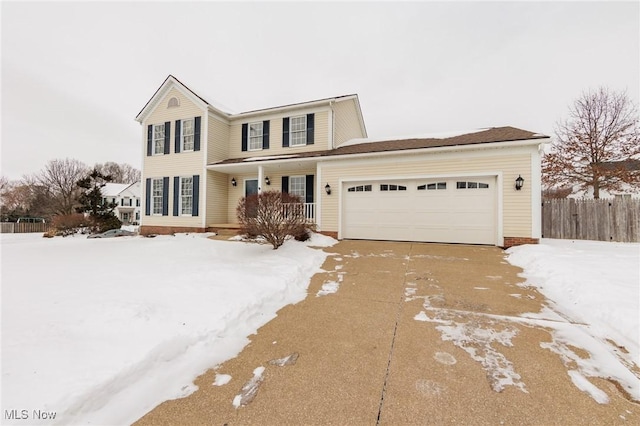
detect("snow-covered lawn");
top-left (507, 239), bottom-right (639, 401)
top-left (1, 232), bottom-right (335, 425)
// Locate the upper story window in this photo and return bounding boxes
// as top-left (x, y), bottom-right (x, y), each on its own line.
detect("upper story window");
top-left (153, 124), bottom-right (165, 155)
top-left (181, 118), bottom-right (195, 151)
top-left (241, 120), bottom-right (269, 152)
top-left (283, 114), bottom-right (314, 148)
top-left (290, 115), bottom-right (307, 146)
top-left (249, 122), bottom-right (264, 151)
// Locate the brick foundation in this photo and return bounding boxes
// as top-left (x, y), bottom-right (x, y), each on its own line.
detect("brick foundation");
top-left (318, 230), bottom-right (338, 239)
top-left (140, 225), bottom-right (207, 236)
top-left (502, 237), bottom-right (539, 249)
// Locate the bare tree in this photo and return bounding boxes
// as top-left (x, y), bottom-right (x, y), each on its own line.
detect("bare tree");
top-left (94, 162), bottom-right (141, 183)
top-left (236, 191), bottom-right (309, 249)
top-left (37, 158), bottom-right (88, 215)
top-left (543, 87), bottom-right (640, 198)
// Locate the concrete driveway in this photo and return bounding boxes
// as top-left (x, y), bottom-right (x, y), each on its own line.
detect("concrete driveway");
top-left (136, 241), bottom-right (638, 425)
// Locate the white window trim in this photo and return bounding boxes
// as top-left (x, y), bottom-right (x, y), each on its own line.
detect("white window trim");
top-left (181, 118), bottom-right (195, 152)
top-left (290, 115), bottom-right (307, 147)
top-left (153, 124), bottom-right (165, 156)
top-left (179, 176), bottom-right (194, 216)
top-left (151, 178), bottom-right (163, 215)
top-left (289, 175), bottom-right (306, 200)
top-left (248, 121), bottom-right (263, 151)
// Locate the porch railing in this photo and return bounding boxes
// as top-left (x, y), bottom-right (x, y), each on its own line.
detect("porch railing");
top-left (282, 203), bottom-right (316, 222)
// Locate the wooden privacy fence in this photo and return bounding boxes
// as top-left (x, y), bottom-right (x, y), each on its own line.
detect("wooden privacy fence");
top-left (542, 198), bottom-right (640, 242)
top-left (0, 222), bottom-right (52, 234)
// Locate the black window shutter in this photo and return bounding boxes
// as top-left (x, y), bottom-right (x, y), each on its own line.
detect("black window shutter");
top-left (163, 122), bottom-right (171, 154)
top-left (241, 123), bottom-right (248, 152)
top-left (174, 120), bottom-right (181, 154)
top-left (194, 116), bottom-right (201, 151)
top-left (192, 175), bottom-right (200, 216)
top-left (281, 176), bottom-right (289, 193)
top-left (306, 113), bottom-right (315, 145)
top-left (145, 178), bottom-right (151, 215)
top-left (282, 117), bottom-right (290, 147)
top-left (173, 176), bottom-right (180, 216)
top-left (262, 120), bottom-right (270, 149)
top-left (306, 175), bottom-right (314, 203)
top-left (162, 177), bottom-right (169, 216)
top-left (147, 125), bottom-right (153, 156)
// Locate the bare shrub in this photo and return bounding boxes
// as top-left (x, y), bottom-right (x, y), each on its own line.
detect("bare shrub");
top-left (51, 213), bottom-right (87, 236)
top-left (236, 191), bottom-right (309, 249)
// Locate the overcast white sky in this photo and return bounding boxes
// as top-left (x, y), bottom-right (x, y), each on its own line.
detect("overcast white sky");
top-left (1, 1), bottom-right (638, 180)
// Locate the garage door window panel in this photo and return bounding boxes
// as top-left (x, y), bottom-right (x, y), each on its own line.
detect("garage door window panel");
top-left (418, 182), bottom-right (447, 190)
top-left (380, 184), bottom-right (406, 191)
top-left (457, 181), bottom-right (490, 189)
top-left (347, 185), bottom-right (372, 192)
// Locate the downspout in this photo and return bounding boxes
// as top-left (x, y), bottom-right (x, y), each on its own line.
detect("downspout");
top-left (330, 100), bottom-right (335, 149)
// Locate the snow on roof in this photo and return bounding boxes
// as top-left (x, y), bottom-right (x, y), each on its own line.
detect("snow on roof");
top-left (101, 183), bottom-right (132, 197)
top-left (339, 128), bottom-right (487, 148)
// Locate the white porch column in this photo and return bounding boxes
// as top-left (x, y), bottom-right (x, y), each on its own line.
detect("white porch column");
top-left (258, 165), bottom-right (264, 194)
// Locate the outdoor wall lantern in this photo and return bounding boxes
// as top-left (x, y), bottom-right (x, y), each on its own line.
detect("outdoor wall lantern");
top-left (265, 176), bottom-right (271, 186)
top-left (515, 175), bottom-right (524, 191)
top-left (231, 177), bottom-right (237, 187)
top-left (325, 183), bottom-right (332, 195)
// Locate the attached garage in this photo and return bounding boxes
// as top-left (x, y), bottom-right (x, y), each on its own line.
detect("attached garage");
top-left (341, 176), bottom-right (497, 245)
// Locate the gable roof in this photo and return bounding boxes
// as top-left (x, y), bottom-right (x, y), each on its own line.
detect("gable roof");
top-left (594, 159), bottom-right (640, 172)
top-left (101, 183), bottom-right (131, 197)
top-left (135, 75), bottom-right (366, 131)
top-left (209, 126), bottom-right (549, 167)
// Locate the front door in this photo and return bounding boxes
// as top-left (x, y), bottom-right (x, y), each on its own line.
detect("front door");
top-left (245, 179), bottom-right (258, 197)
top-left (245, 179), bottom-right (259, 218)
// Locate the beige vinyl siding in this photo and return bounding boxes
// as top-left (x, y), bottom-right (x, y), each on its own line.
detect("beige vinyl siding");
top-left (225, 169), bottom-right (316, 223)
top-left (206, 171), bottom-right (228, 224)
top-left (228, 109), bottom-right (330, 159)
top-left (207, 112), bottom-right (230, 163)
top-left (319, 147), bottom-right (536, 238)
top-left (333, 98), bottom-right (366, 146)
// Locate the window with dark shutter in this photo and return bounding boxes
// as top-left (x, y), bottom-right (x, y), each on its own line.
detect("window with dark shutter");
top-left (306, 113), bottom-right (314, 145)
top-left (282, 117), bottom-right (290, 147)
top-left (242, 123), bottom-right (248, 152)
top-left (173, 177), bottom-right (180, 216)
top-left (147, 125), bottom-right (153, 156)
top-left (174, 120), bottom-right (181, 153)
top-left (262, 120), bottom-right (270, 149)
top-left (192, 175), bottom-right (200, 216)
top-left (163, 122), bottom-right (171, 154)
top-left (194, 116), bottom-right (201, 151)
top-left (162, 177), bottom-right (169, 215)
top-left (145, 178), bottom-right (151, 215)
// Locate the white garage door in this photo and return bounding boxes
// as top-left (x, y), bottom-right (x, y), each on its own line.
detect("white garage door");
top-left (342, 177), bottom-right (496, 244)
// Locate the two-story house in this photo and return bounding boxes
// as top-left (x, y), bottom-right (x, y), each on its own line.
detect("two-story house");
top-left (101, 182), bottom-right (141, 225)
top-left (135, 75), bottom-right (549, 247)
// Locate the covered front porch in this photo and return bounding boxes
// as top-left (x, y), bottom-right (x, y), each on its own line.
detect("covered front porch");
top-left (206, 156), bottom-right (323, 226)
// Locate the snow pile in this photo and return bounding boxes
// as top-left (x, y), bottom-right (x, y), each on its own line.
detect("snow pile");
top-left (1, 232), bottom-right (330, 425)
top-left (507, 239), bottom-right (639, 363)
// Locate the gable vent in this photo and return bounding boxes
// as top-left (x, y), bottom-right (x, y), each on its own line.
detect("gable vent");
top-left (167, 97), bottom-right (180, 108)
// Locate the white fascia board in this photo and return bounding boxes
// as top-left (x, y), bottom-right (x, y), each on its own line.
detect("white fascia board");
top-left (325, 137), bottom-right (550, 164)
top-left (135, 77), bottom-right (209, 123)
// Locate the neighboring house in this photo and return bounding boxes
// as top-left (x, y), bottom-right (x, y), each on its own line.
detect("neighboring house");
top-left (135, 75), bottom-right (550, 248)
top-left (567, 160), bottom-right (640, 199)
top-left (101, 182), bottom-right (142, 225)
